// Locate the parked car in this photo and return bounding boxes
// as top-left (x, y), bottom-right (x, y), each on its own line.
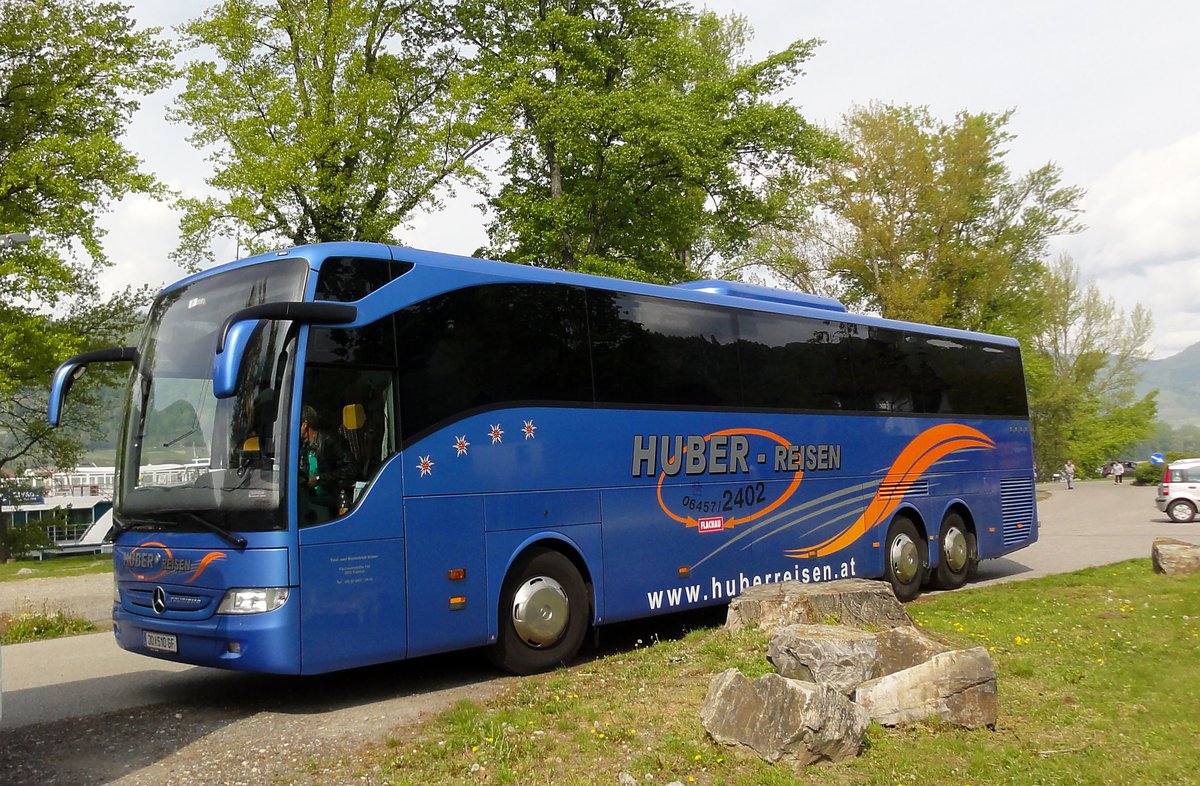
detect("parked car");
top-left (1155, 457), bottom-right (1200, 522)
top-left (1101, 460), bottom-right (1137, 477)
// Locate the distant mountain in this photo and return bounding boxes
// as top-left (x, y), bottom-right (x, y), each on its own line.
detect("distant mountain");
top-left (1137, 342), bottom-right (1200, 427)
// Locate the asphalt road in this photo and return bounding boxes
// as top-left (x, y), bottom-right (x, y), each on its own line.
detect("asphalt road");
top-left (972, 479), bottom-right (1200, 585)
top-left (2, 479), bottom-right (1196, 736)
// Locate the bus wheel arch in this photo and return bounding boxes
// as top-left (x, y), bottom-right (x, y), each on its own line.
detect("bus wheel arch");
top-left (488, 541), bottom-right (592, 675)
top-left (884, 512), bottom-right (927, 602)
top-left (933, 506), bottom-right (977, 590)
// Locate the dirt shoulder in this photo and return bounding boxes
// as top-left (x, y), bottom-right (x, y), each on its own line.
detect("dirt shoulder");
top-left (1, 671), bottom-right (507, 785)
top-left (0, 572), bottom-right (509, 785)
top-left (0, 570), bottom-right (114, 626)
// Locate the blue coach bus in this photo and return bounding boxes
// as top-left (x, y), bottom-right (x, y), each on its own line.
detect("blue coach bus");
top-left (49, 242), bottom-right (1036, 675)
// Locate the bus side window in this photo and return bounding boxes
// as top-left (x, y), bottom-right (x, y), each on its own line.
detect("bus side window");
top-left (303, 366), bottom-right (397, 483)
top-left (336, 375), bottom-right (395, 480)
top-left (307, 304), bottom-right (400, 513)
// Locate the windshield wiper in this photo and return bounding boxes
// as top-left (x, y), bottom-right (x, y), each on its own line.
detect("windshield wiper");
top-left (181, 512), bottom-right (248, 549)
top-left (163, 425), bottom-right (199, 448)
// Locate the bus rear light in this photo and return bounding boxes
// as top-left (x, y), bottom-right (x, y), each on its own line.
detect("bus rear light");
top-left (217, 587), bottom-right (289, 615)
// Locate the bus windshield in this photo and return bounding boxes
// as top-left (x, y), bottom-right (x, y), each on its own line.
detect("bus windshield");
top-left (116, 259), bottom-right (309, 533)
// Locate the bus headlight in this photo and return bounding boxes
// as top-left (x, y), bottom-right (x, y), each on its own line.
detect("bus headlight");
top-left (113, 574), bottom-right (121, 604)
top-left (217, 587), bottom-right (290, 614)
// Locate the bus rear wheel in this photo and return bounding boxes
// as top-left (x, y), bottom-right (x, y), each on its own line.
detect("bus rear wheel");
top-left (488, 548), bottom-right (589, 675)
top-left (885, 516), bottom-right (926, 602)
top-left (933, 512), bottom-right (975, 590)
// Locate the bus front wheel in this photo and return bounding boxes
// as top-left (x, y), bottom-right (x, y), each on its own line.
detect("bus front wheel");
top-left (488, 548), bottom-right (589, 675)
top-left (933, 512), bottom-right (975, 590)
top-left (885, 516), bottom-right (926, 602)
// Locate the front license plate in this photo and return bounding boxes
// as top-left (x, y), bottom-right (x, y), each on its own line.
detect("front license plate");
top-left (144, 631), bottom-right (178, 653)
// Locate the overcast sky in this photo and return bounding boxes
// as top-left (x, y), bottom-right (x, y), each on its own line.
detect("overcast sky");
top-left (101, 1), bottom-right (1200, 357)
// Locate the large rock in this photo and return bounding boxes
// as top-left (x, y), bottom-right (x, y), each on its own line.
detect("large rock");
top-left (854, 647), bottom-right (997, 729)
top-left (768, 624), bottom-right (951, 696)
top-left (767, 624), bottom-right (879, 695)
top-left (726, 578), bottom-right (914, 632)
top-left (1152, 537), bottom-right (1200, 575)
top-left (701, 669), bottom-right (869, 766)
top-left (874, 625), bottom-right (950, 674)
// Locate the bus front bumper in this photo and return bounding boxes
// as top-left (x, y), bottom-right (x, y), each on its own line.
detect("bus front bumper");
top-left (113, 598), bottom-right (301, 674)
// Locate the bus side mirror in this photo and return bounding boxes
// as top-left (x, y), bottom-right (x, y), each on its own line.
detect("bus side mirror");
top-left (212, 318), bottom-right (259, 399)
top-left (48, 347), bottom-right (138, 426)
top-left (211, 301), bottom-right (358, 399)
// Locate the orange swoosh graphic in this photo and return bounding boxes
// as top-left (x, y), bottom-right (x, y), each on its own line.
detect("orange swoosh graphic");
top-left (785, 424), bottom-right (995, 558)
top-left (185, 551), bottom-right (228, 583)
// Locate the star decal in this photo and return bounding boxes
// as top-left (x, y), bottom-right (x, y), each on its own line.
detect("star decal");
top-left (416, 455), bottom-right (434, 477)
top-left (522, 419), bottom-right (537, 440)
top-left (488, 424), bottom-right (504, 444)
top-left (453, 435), bottom-right (470, 456)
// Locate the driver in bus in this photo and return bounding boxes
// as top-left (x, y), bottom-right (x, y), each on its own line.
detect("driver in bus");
top-left (298, 405), bottom-right (357, 523)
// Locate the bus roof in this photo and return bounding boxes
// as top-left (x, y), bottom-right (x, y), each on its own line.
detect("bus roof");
top-left (168, 241), bottom-right (1021, 348)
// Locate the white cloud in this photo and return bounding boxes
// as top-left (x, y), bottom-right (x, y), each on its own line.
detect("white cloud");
top-left (1095, 261), bottom-right (1200, 357)
top-left (1073, 133), bottom-right (1200, 274)
top-left (1060, 133), bottom-right (1200, 357)
top-left (98, 194), bottom-right (187, 297)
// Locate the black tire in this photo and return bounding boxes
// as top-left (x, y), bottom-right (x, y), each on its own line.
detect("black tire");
top-left (933, 512), bottom-right (975, 590)
top-left (488, 548), bottom-right (589, 675)
top-left (884, 516), bottom-right (926, 602)
top-left (1167, 499), bottom-right (1197, 523)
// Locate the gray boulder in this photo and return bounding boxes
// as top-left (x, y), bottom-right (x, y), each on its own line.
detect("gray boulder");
top-left (874, 625), bottom-right (950, 674)
top-left (726, 578), bottom-right (914, 632)
top-left (767, 624), bottom-right (878, 695)
top-left (767, 624), bottom-right (951, 696)
top-left (1152, 537), bottom-right (1200, 575)
top-left (701, 669), bottom-right (869, 766)
top-left (854, 647), bottom-right (997, 729)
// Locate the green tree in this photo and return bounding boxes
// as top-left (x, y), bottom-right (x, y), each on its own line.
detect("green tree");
top-left (770, 103), bottom-right (1084, 336)
top-left (0, 0), bottom-right (169, 558)
top-left (1027, 254), bottom-right (1156, 478)
top-left (171, 0), bottom-right (494, 269)
top-left (458, 0), bottom-right (832, 283)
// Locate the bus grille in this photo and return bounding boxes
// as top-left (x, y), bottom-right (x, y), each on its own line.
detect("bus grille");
top-left (877, 479), bottom-right (929, 499)
top-left (1000, 477), bottom-right (1035, 546)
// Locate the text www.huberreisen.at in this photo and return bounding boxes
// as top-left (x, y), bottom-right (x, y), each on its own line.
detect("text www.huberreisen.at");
top-left (645, 559), bottom-right (858, 610)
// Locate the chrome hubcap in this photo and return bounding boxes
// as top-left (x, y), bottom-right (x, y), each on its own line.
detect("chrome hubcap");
top-left (943, 526), bottom-right (968, 572)
top-left (890, 533), bottom-right (920, 584)
top-left (511, 575), bottom-right (569, 648)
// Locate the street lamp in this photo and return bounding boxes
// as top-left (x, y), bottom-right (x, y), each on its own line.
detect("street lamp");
top-left (0, 232), bottom-right (30, 248)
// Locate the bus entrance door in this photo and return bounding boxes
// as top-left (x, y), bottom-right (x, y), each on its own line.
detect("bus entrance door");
top-left (297, 495), bottom-right (407, 673)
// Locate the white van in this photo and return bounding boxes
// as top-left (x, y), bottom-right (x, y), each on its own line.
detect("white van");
top-left (1156, 457), bottom-right (1200, 522)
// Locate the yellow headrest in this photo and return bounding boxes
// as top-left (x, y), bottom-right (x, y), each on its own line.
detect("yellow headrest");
top-left (343, 403), bottom-right (366, 430)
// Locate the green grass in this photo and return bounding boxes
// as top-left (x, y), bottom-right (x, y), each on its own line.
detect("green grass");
top-left (304, 560), bottom-right (1200, 786)
top-left (0, 554), bottom-right (112, 582)
top-left (0, 606), bottom-right (97, 643)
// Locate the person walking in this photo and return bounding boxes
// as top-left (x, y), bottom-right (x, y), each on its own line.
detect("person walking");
top-left (1063, 459), bottom-right (1076, 489)
top-left (1112, 460), bottom-right (1125, 484)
